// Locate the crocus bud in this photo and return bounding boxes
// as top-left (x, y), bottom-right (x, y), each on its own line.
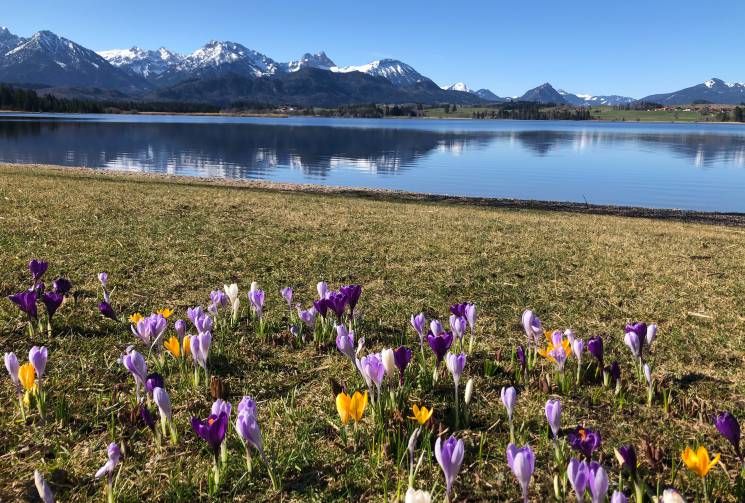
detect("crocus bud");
top-left (232, 297), bottom-right (240, 317)
top-left (405, 488), bottom-right (431, 503)
top-left (430, 319), bottom-right (443, 336)
top-left (611, 491), bottom-right (628, 503)
top-left (545, 399), bottom-right (561, 438)
top-left (153, 387), bottom-right (172, 422)
top-left (316, 281), bottom-right (328, 299)
top-left (97, 272), bottom-right (108, 287)
top-left (572, 339), bottom-right (584, 363)
top-left (4, 352), bottom-right (20, 388)
top-left (643, 364), bottom-right (652, 386)
top-left (174, 319), bottom-right (186, 339)
top-left (464, 378), bottom-right (474, 405)
top-left (501, 386), bottom-right (516, 420)
top-left (224, 283), bottom-right (239, 304)
top-left (381, 348), bottom-right (396, 378)
top-left (29, 346), bottom-right (48, 378)
top-left (646, 324), bottom-right (657, 346)
top-left (34, 470), bottom-right (55, 503)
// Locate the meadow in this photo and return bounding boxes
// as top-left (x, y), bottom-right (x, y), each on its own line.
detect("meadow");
top-left (1, 164), bottom-right (744, 502)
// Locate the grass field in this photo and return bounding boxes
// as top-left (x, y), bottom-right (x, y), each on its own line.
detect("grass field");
top-left (1, 164), bottom-right (744, 501)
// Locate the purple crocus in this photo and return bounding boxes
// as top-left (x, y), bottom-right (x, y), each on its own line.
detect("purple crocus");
top-left (340, 284), bottom-right (361, 316)
top-left (446, 352), bottom-right (467, 388)
top-left (211, 398), bottom-right (232, 420)
top-left (29, 346), bottom-right (48, 379)
top-left (52, 277), bottom-right (72, 295)
top-left (465, 303), bottom-right (477, 332)
top-left (506, 443), bottom-right (535, 503)
top-left (191, 411), bottom-right (229, 455)
top-left (42, 292), bottom-right (63, 319)
top-left (139, 401), bottom-right (156, 431)
top-left (588, 462), bottom-right (609, 503)
top-left (358, 353), bottom-right (385, 399)
top-left (28, 259), bottom-right (48, 282)
top-left (238, 395), bottom-right (258, 417)
top-left (123, 349), bottom-right (147, 396)
top-left (616, 444), bottom-right (637, 476)
top-left (94, 442), bottom-right (121, 481)
top-left (236, 407), bottom-right (265, 459)
top-left (624, 323), bottom-right (647, 358)
top-left (611, 491), bottom-right (629, 503)
top-left (714, 411), bottom-right (741, 459)
top-left (248, 289), bottom-right (265, 319)
top-left (435, 435), bottom-right (465, 499)
top-left (313, 298), bottom-right (329, 318)
top-left (430, 319), bottom-right (444, 336)
top-left (567, 457), bottom-right (590, 503)
top-left (4, 352), bottom-right (20, 391)
top-left (449, 302), bottom-right (467, 318)
top-left (187, 306), bottom-right (204, 327)
top-left (411, 313), bottom-right (426, 345)
top-left (516, 346), bottom-right (526, 369)
top-left (99, 301), bottom-right (118, 321)
top-left (335, 324), bottom-right (356, 362)
top-left (545, 399), bottom-right (561, 439)
top-left (501, 386), bottom-right (517, 421)
top-left (521, 309), bottom-right (543, 345)
top-left (153, 386), bottom-right (172, 423)
top-left (608, 361), bottom-right (621, 381)
top-left (191, 332), bottom-right (211, 370)
top-left (174, 319), bottom-right (186, 340)
top-left (145, 373), bottom-right (164, 396)
top-left (449, 315), bottom-right (467, 341)
top-left (568, 426), bottom-right (602, 459)
top-left (298, 306), bottom-right (317, 327)
top-left (646, 324), bottom-right (658, 346)
top-left (8, 291), bottom-right (38, 320)
top-left (316, 281), bottom-right (328, 299)
top-left (209, 290), bottom-right (228, 313)
top-left (280, 287), bottom-right (293, 308)
top-left (587, 335), bottom-right (604, 365)
top-left (132, 313), bottom-right (168, 347)
top-left (326, 291), bottom-right (348, 320)
top-left (98, 272), bottom-right (108, 288)
top-left (195, 313), bottom-right (213, 336)
top-left (393, 346), bottom-right (412, 385)
top-left (427, 331), bottom-right (454, 366)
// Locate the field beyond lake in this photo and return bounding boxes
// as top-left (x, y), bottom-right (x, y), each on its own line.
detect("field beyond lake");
top-left (1, 164), bottom-right (744, 501)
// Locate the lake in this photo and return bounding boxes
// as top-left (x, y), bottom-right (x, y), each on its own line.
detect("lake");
top-left (1, 113), bottom-right (745, 212)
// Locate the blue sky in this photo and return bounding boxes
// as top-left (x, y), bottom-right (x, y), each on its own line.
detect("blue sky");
top-left (3, 0), bottom-right (744, 98)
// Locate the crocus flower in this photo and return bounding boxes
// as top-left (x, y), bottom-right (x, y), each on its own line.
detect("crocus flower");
top-left (280, 286), bottom-right (293, 307)
top-left (506, 443), bottom-right (535, 503)
top-left (187, 306), bottom-right (204, 326)
top-left (545, 399), bottom-right (561, 439)
top-left (567, 458), bottom-right (590, 503)
top-left (568, 426), bottom-right (602, 459)
top-left (313, 298), bottom-right (329, 318)
top-left (624, 323), bottom-right (647, 358)
top-left (340, 284), bottom-right (361, 316)
top-left (195, 314), bottom-right (213, 335)
top-left (587, 335), bottom-right (604, 365)
top-left (501, 386), bottom-right (517, 420)
top-left (565, 328), bottom-right (576, 346)
top-left (211, 398), bottom-right (232, 420)
top-left (572, 339), bottom-right (584, 363)
top-left (434, 435), bottom-right (465, 499)
top-left (615, 445), bottom-right (637, 477)
top-left (516, 346), bottom-right (526, 369)
top-left (139, 401), bottom-right (156, 431)
top-left (29, 346), bottom-right (47, 379)
top-left (336, 390), bottom-right (368, 424)
top-left (317, 281), bottom-right (328, 299)
top-left (450, 303), bottom-right (467, 318)
top-left (359, 354), bottom-right (385, 398)
top-left (153, 387), bottom-right (172, 422)
top-left (248, 289), bottom-right (265, 319)
top-left (521, 309), bottom-right (542, 345)
top-left (174, 319), bottom-right (186, 339)
top-left (99, 301), bottom-right (118, 321)
top-left (608, 361), bottom-right (621, 381)
top-left (714, 411), bottom-right (741, 458)
top-left (298, 306), bottom-right (317, 327)
top-left (326, 291), bottom-right (347, 320)
top-left (411, 313), bottom-right (426, 344)
top-left (191, 332), bottom-right (211, 370)
top-left (381, 348), bottom-right (396, 378)
top-left (98, 272), bottom-right (108, 288)
top-left (464, 378), bottom-right (474, 405)
top-left (449, 315), bottom-right (467, 341)
top-left (446, 353), bottom-right (467, 389)
top-left (157, 308), bottom-right (174, 319)
top-left (29, 259), bottom-right (48, 282)
top-left (409, 404), bottom-right (433, 425)
top-left (611, 491), bottom-right (629, 503)
top-left (465, 303), bottom-right (477, 332)
top-left (18, 363), bottom-right (35, 391)
top-left (539, 330), bottom-right (571, 365)
top-left (8, 291), bottom-right (38, 320)
top-left (405, 488), bottom-right (431, 503)
top-left (660, 489), bottom-right (686, 503)
top-left (682, 446), bottom-right (719, 478)
top-left (94, 442), bottom-right (121, 480)
top-left (335, 324), bottom-right (356, 361)
top-left (646, 324), bottom-right (657, 346)
top-left (236, 407), bottom-right (265, 457)
top-left (643, 364), bottom-right (652, 386)
top-left (430, 319), bottom-right (444, 336)
top-left (123, 349), bottom-right (147, 395)
top-left (192, 412), bottom-right (228, 454)
top-left (42, 292), bottom-right (63, 320)
top-left (237, 395), bottom-right (257, 417)
top-left (52, 277), bottom-right (72, 295)
top-left (427, 331), bottom-right (453, 366)
top-left (549, 345), bottom-right (568, 371)
top-left (34, 470), bottom-right (55, 503)
top-left (588, 462), bottom-right (609, 503)
top-left (164, 336), bottom-right (183, 358)
top-left (4, 352), bottom-right (20, 391)
top-left (145, 373), bottom-right (164, 395)
top-left (132, 313), bottom-right (168, 348)
top-left (393, 346), bottom-right (412, 384)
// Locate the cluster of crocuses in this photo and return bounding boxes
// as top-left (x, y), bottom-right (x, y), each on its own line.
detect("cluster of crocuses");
top-left (7, 259), bottom-right (71, 337)
top-left (4, 346), bottom-right (49, 422)
top-left (295, 282), bottom-right (362, 346)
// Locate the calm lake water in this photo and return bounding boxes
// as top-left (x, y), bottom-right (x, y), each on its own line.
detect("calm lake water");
top-left (1, 113), bottom-right (745, 212)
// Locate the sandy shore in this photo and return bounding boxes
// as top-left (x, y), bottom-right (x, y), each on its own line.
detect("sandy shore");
top-left (3, 162), bottom-right (744, 227)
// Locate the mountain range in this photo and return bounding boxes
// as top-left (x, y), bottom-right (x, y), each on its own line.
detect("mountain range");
top-left (0, 26), bottom-right (742, 108)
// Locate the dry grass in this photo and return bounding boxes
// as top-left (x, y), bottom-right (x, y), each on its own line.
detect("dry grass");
top-left (1, 164), bottom-right (744, 501)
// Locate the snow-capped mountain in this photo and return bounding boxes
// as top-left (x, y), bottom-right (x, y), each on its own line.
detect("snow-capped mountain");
top-left (98, 46), bottom-right (183, 79)
top-left (0, 30), bottom-right (147, 90)
top-left (0, 26), bottom-right (24, 53)
top-left (518, 83), bottom-right (567, 104)
top-left (331, 59), bottom-right (430, 86)
top-left (285, 51), bottom-right (336, 72)
top-left (442, 82), bottom-right (472, 93)
top-left (473, 88), bottom-right (503, 101)
top-left (641, 78), bottom-right (745, 105)
top-left (558, 89), bottom-right (635, 106)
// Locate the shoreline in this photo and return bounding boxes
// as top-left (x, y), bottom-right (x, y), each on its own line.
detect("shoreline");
top-left (3, 162), bottom-right (744, 227)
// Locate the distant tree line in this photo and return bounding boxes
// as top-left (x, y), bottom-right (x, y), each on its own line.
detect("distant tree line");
top-left (312, 103), bottom-right (424, 118)
top-left (471, 102), bottom-right (592, 120)
top-left (715, 106), bottom-right (745, 122)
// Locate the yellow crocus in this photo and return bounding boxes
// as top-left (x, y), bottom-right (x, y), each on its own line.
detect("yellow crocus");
top-left (537, 330), bottom-right (572, 363)
top-left (409, 405), bottom-right (434, 425)
top-left (18, 363), bottom-right (35, 391)
top-left (164, 336), bottom-right (181, 358)
top-left (681, 446), bottom-right (719, 478)
top-left (129, 312), bottom-right (143, 325)
top-left (182, 335), bottom-right (191, 356)
top-left (336, 391), bottom-right (368, 425)
top-left (157, 308), bottom-right (174, 319)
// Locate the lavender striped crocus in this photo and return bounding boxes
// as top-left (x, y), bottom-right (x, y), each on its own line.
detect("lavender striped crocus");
top-left (411, 313), bottom-right (426, 345)
top-left (298, 306), bottom-right (317, 327)
top-left (97, 272), bottom-right (108, 288)
top-left (449, 315), bottom-right (467, 342)
top-left (588, 462), bottom-right (609, 503)
top-left (4, 352), bottom-right (20, 392)
top-left (435, 435), bottom-right (465, 499)
top-left (195, 313), bottom-right (213, 335)
top-left (94, 442), bottom-right (121, 481)
top-left (335, 324), bottom-right (356, 362)
top-left (625, 323), bottom-right (647, 358)
top-left (567, 457), bottom-right (590, 503)
top-left (317, 281), bottom-right (328, 299)
top-left (280, 287), bottom-right (293, 308)
top-left (8, 291), bottom-right (38, 320)
top-left (501, 386), bottom-right (517, 421)
top-left (545, 399), bottom-right (561, 439)
top-left (187, 306), bottom-right (204, 326)
top-left (123, 349), bottom-right (147, 397)
top-left (506, 443), bottom-right (535, 503)
top-left (191, 332), bottom-right (212, 370)
top-left (29, 346), bottom-right (48, 379)
top-left (430, 319), bottom-right (444, 336)
top-left (248, 289), bottom-right (265, 319)
top-left (174, 319), bottom-right (186, 340)
top-left (446, 353), bottom-right (467, 389)
top-left (465, 303), bottom-right (476, 332)
top-left (236, 406), bottom-right (265, 463)
top-left (521, 309), bottom-right (542, 345)
top-left (358, 353), bottom-right (385, 399)
top-left (211, 398), bottom-right (232, 420)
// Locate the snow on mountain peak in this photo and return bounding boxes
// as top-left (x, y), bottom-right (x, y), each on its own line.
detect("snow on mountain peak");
top-left (286, 51), bottom-right (336, 72)
top-left (443, 82), bottom-right (472, 93)
top-left (331, 58), bottom-right (426, 86)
